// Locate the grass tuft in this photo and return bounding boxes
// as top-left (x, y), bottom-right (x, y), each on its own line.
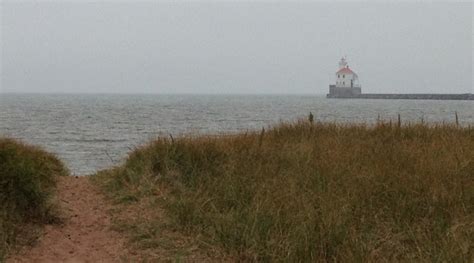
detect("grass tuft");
top-left (95, 120), bottom-right (474, 262)
top-left (0, 138), bottom-right (68, 260)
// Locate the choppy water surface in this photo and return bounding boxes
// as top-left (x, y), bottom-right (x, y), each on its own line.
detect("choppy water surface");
top-left (1, 94), bottom-right (472, 175)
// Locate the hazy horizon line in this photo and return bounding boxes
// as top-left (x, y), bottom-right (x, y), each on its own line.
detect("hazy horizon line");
top-left (1, 91), bottom-right (472, 96)
top-left (0, 91), bottom-right (330, 96)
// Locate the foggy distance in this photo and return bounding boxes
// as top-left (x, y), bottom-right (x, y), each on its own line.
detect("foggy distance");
top-left (1, 1), bottom-right (472, 94)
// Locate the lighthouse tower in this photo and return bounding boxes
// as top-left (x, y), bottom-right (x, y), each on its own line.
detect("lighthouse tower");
top-left (328, 57), bottom-right (361, 98)
top-left (335, 57), bottom-right (360, 88)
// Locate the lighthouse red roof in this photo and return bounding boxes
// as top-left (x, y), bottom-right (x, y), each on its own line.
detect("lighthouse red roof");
top-left (336, 67), bottom-right (355, 74)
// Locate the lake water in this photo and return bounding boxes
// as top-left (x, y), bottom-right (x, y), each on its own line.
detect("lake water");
top-left (1, 94), bottom-right (472, 175)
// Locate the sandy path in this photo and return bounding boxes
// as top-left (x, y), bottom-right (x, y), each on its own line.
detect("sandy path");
top-left (8, 176), bottom-right (128, 263)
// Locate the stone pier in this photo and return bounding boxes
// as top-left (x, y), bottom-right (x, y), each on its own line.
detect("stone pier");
top-left (326, 93), bottom-right (474, 100)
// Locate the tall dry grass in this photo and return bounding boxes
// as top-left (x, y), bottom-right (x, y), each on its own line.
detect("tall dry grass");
top-left (0, 138), bottom-right (67, 260)
top-left (96, 120), bottom-right (473, 262)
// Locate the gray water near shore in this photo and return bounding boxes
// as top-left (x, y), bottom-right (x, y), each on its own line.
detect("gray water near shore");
top-left (1, 94), bottom-right (472, 175)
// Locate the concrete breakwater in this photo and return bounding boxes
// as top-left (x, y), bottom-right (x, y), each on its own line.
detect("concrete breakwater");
top-left (327, 93), bottom-right (474, 100)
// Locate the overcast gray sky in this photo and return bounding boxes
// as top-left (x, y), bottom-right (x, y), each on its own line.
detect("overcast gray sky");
top-left (1, 1), bottom-right (472, 94)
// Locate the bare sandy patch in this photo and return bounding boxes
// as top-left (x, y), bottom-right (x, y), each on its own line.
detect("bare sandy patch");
top-left (8, 176), bottom-right (128, 263)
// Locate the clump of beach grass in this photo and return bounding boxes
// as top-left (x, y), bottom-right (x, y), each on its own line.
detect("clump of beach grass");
top-left (95, 120), bottom-right (473, 262)
top-left (0, 138), bottom-right (68, 260)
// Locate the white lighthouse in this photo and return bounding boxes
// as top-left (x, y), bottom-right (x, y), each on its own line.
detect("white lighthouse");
top-left (335, 57), bottom-right (360, 88)
top-left (328, 57), bottom-right (361, 97)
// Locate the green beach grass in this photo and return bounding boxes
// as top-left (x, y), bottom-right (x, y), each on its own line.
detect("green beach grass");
top-left (0, 138), bottom-right (68, 260)
top-left (95, 119), bottom-right (473, 262)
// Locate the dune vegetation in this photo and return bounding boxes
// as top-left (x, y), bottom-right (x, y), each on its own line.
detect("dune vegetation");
top-left (0, 138), bottom-right (68, 260)
top-left (95, 119), bottom-right (473, 262)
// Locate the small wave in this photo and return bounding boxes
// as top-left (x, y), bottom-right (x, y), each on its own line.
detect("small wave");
top-left (62, 138), bottom-right (128, 143)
